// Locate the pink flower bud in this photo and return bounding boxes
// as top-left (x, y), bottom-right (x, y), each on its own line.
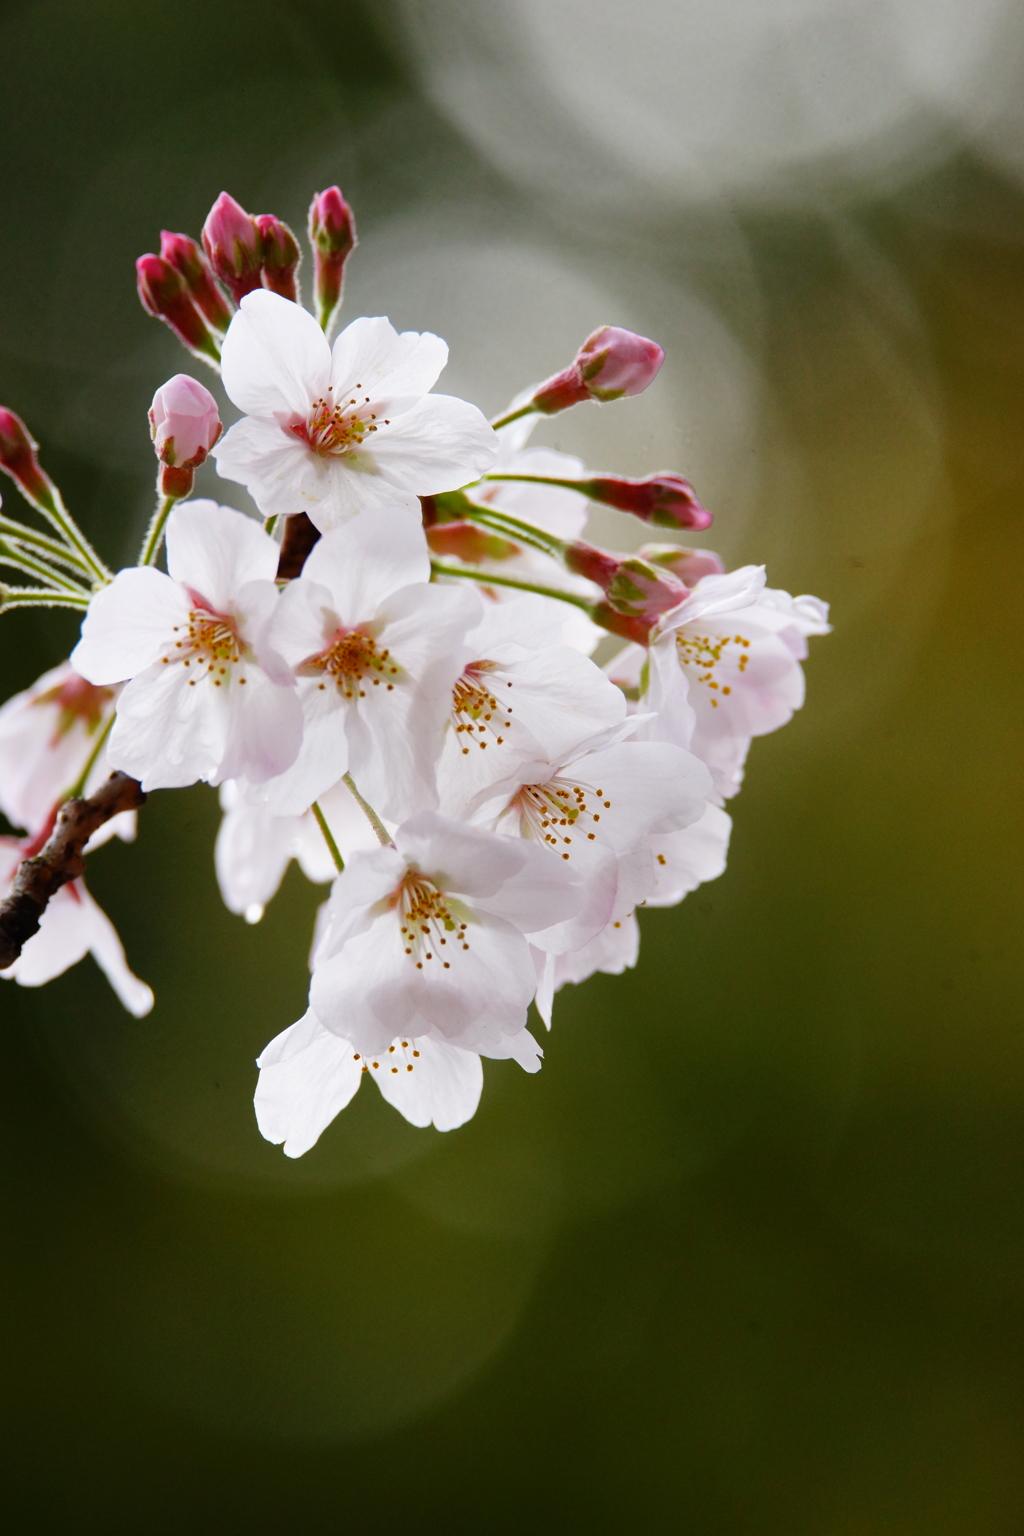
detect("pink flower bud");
top-left (149, 374), bottom-right (222, 498)
top-left (201, 192), bottom-right (262, 303)
top-left (563, 541), bottom-right (687, 642)
top-left (639, 543), bottom-right (725, 585)
top-left (308, 187), bottom-right (358, 330)
top-left (159, 231), bottom-right (234, 334)
top-left (136, 254), bottom-right (220, 365)
top-left (576, 327), bottom-right (665, 401)
top-left (0, 408), bottom-right (61, 514)
top-left (530, 326), bottom-right (665, 416)
top-left (581, 472), bottom-right (711, 530)
top-left (256, 214), bottom-right (302, 303)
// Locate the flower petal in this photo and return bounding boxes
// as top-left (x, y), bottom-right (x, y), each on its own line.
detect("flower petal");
top-left (371, 394), bottom-right (498, 493)
top-left (372, 1036), bottom-right (483, 1130)
top-left (71, 568), bottom-right (190, 685)
top-left (254, 1010), bottom-right (363, 1157)
top-left (329, 316), bottom-right (448, 398)
top-left (165, 501), bottom-right (278, 609)
top-left (220, 288), bottom-right (331, 419)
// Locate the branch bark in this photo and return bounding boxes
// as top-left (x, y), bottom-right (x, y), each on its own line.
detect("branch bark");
top-left (276, 512), bottom-right (321, 580)
top-left (0, 772), bottom-right (145, 970)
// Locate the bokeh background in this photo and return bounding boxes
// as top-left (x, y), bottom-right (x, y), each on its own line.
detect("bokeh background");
top-left (1, 0), bottom-right (1023, 1528)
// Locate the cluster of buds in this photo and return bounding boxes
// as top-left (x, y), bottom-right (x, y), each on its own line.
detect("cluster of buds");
top-left (136, 188), bottom-right (355, 367)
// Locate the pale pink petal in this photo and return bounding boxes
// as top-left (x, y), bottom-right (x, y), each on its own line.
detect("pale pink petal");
top-left (165, 502), bottom-right (278, 609)
top-left (220, 289), bottom-right (331, 418)
top-left (255, 1011), bottom-right (363, 1157)
top-left (372, 1035), bottom-right (483, 1130)
top-left (329, 317), bottom-right (448, 398)
top-left (71, 569), bottom-right (190, 685)
top-left (371, 394), bottom-right (498, 492)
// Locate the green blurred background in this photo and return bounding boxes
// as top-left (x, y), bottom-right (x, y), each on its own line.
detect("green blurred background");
top-left (1, 0), bottom-right (1023, 1528)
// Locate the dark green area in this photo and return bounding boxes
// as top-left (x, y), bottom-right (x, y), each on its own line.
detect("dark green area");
top-left (1, 1), bottom-right (1023, 1529)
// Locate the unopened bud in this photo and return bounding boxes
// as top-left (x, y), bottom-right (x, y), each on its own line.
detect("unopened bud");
top-left (564, 542), bottom-right (687, 641)
top-left (160, 231), bottom-right (234, 334)
top-left (201, 192), bottom-right (262, 303)
top-left (308, 186), bottom-right (357, 332)
top-left (256, 214), bottom-right (302, 303)
top-left (582, 472), bottom-right (711, 530)
top-left (426, 521), bottom-right (520, 564)
top-left (530, 326), bottom-right (665, 416)
top-left (136, 255), bottom-right (221, 365)
top-left (639, 543), bottom-right (725, 585)
top-left (0, 408), bottom-right (62, 516)
top-left (149, 375), bottom-right (222, 497)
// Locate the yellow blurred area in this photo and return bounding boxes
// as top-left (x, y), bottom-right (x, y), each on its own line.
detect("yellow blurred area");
top-left (0, 0), bottom-right (1022, 1528)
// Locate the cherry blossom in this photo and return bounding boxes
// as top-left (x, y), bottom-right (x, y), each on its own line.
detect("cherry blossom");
top-left (0, 838), bottom-right (152, 1016)
top-left (608, 566), bottom-right (831, 800)
top-left (0, 661), bottom-right (129, 839)
top-left (255, 1010), bottom-right (492, 1154)
top-left (253, 507), bottom-right (480, 820)
top-left (307, 811), bottom-right (582, 1060)
top-left (212, 290), bottom-right (498, 528)
top-left (465, 725), bottom-right (712, 952)
top-left (437, 593), bottom-right (627, 813)
top-left (71, 502), bottom-right (302, 791)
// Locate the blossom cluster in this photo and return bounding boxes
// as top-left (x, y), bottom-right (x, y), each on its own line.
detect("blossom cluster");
top-left (0, 187), bottom-right (828, 1154)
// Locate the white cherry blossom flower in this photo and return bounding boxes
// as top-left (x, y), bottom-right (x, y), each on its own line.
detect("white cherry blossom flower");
top-left (253, 508), bottom-right (480, 820)
top-left (71, 501), bottom-right (303, 791)
top-left (468, 727), bottom-right (713, 955)
top-left (254, 1009), bottom-right (498, 1155)
top-left (0, 838), bottom-right (152, 1016)
top-left (437, 594), bottom-right (627, 814)
top-left (212, 290), bottom-right (498, 528)
top-left (609, 567), bottom-right (830, 800)
top-left (0, 661), bottom-right (135, 847)
top-left (308, 811), bottom-right (581, 1060)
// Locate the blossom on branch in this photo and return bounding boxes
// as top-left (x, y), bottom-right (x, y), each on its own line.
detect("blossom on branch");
top-left (213, 290), bottom-right (498, 529)
top-left (71, 502), bottom-right (302, 791)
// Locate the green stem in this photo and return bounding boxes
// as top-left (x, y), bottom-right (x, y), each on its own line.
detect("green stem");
top-left (64, 714), bottom-right (115, 800)
top-left (430, 560), bottom-right (594, 614)
top-left (341, 772), bottom-right (394, 849)
top-left (0, 586), bottom-right (91, 611)
top-left (263, 514), bottom-right (280, 539)
top-left (139, 493), bottom-right (179, 567)
top-left (459, 501), bottom-right (564, 558)
top-left (0, 516), bottom-right (96, 577)
top-left (484, 472), bottom-right (586, 494)
top-left (311, 799), bottom-right (345, 873)
top-left (33, 487), bottom-right (110, 585)
top-left (489, 403), bottom-right (536, 432)
top-left (0, 539), bottom-right (90, 594)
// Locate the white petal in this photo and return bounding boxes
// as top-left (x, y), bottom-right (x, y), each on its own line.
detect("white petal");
top-left (215, 787), bottom-right (305, 915)
top-left (647, 802), bottom-right (732, 907)
top-left (213, 417), bottom-right (326, 521)
top-left (107, 660), bottom-right (232, 790)
top-left (220, 289), bottom-right (331, 419)
top-left (215, 665), bottom-right (303, 786)
top-left (254, 1011), bottom-right (363, 1158)
top-left (372, 394), bottom-right (498, 493)
top-left (301, 507), bottom-right (431, 618)
top-left (78, 885), bottom-right (154, 1016)
top-left (71, 569), bottom-right (190, 685)
top-left (372, 1035), bottom-right (483, 1130)
top-left (3, 882), bottom-right (91, 984)
top-left (553, 912), bottom-right (640, 989)
top-left (165, 501), bottom-right (278, 610)
top-left (330, 316), bottom-right (448, 398)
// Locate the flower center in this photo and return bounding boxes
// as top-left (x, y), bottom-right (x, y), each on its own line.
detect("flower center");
top-left (305, 629), bottom-right (399, 699)
top-left (451, 661), bottom-right (513, 754)
top-left (293, 384), bottom-right (390, 459)
top-left (392, 873), bottom-right (469, 971)
top-left (165, 606), bottom-right (245, 687)
top-left (674, 627), bottom-right (751, 707)
top-left (514, 777), bottom-right (612, 860)
top-left (351, 1038), bottom-right (423, 1076)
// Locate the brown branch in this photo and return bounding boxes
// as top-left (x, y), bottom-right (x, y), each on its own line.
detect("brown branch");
top-left (0, 772), bottom-right (145, 970)
top-left (276, 512), bottom-right (321, 580)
